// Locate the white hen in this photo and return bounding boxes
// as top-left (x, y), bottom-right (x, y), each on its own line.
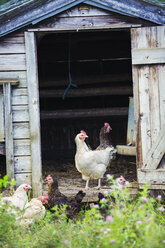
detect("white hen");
top-left (75, 131), bottom-right (116, 189)
top-left (1, 183), bottom-right (31, 210)
top-left (18, 196), bottom-right (47, 225)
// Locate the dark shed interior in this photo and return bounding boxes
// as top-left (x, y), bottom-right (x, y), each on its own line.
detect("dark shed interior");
top-left (37, 30), bottom-right (136, 185)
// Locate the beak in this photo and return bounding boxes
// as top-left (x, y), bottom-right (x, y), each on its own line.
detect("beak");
top-left (85, 135), bottom-right (88, 138)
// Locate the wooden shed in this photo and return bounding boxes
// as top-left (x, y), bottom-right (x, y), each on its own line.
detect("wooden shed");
top-left (0, 0), bottom-right (165, 197)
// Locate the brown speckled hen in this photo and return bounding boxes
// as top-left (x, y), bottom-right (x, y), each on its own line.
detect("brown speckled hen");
top-left (46, 175), bottom-right (67, 209)
top-left (96, 122), bottom-right (112, 150)
top-left (46, 175), bottom-right (86, 219)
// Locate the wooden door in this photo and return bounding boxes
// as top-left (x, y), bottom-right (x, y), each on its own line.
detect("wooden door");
top-left (131, 26), bottom-right (165, 189)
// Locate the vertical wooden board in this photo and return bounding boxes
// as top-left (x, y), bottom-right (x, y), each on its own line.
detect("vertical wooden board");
top-left (157, 27), bottom-right (165, 128)
top-left (139, 66), bottom-right (151, 164)
top-left (14, 156), bottom-right (31, 173)
top-left (3, 83), bottom-right (14, 180)
top-left (158, 65), bottom-right (165, 128)
top-left (131, 29), bottom-right (142, 168)
top-left (0, 88), bottom-right (5, 141)
top-left (149, 66), bottom-right (160, 144)
top-left (127, 97), bottom-right (135, 146)
top-left (25, 31), bottom-right (42, 197)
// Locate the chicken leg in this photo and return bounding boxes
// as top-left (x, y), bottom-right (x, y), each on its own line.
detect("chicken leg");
top-left (85, 180), bottom-right (90, 190)
top-left (94, 179), bottom-right (101, 190)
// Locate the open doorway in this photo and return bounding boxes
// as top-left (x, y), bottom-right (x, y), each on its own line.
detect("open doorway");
top-left (37, 30), bottom-right (136, 188)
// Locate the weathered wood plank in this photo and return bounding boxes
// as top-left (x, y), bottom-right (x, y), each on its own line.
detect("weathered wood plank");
top-left (0, 54), bottom-right (26, 71)
top-left (40, 86), bottom-right (132, 98)
top-left (0, 35), bottom-right (25, 44)
top-left (138, 66), bottom-right (151, 164)
top-left (25, 31), bottom-right (42, 197)
top-left (137, 169), bottom-right (165, 185)
top-left (116, 145), bottom-right (136, 156)
top-left (132, 47), bottom-right (165, 65)
top-left (0, 71), bottom-right (27, 88)
top-left (0, 143), bottom-right (5, 155)
top-left (29, 24), bottom-right (141, 32)
top-left (13, 123), bottom-right (30, 139)
top-left (41, 107), bottom-right (128, 119)
top-left (157, 28), bottom-right (165, 128)
top-left (158, 65), bottom-right (165, 128)
top-left (0, 43), bottom-right (25, 54)
top-left (14, 156), bottom-right (31, 173)
top-left (40, 73), bottom-right (131, 87)
top-left (58, 5), bottom-right (110, 17)
top-left (149, 66), bottom-right (160, 144)
top-left (127, 97), bottom-right (135, 146)
top-left (142, 125), bottom-right (165, 170)
top-left (15, 173), bottom-right (32, 188)
top-left (12, 105), bottom-right (29, 122)
top-left (36, 15), bottom-right (141, 29)
top-left (3, 82), bottom-right (14, 180)
top-left (12, 94), bottom-right (28, 105)
top-left (0, 79), bottom-right (19, 85)
top-left (12, 88), bottom-right (28, 105)
top-left (131, 29), bottom-right (142, 168)
top-left (14, 139), bottom-right (31, 156)
top-left (0, 89), bottom-right (5, 142)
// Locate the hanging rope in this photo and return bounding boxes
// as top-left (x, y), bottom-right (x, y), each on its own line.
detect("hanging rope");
top-left (62, 35), bottom-right (77, 100)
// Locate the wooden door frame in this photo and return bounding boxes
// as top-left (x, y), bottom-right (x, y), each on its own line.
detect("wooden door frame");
top-left (25, 31), bottom-right (42, 197)
top-left (25, 27), bottom-right (135, 195)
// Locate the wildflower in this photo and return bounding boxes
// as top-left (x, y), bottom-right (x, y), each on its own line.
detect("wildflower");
top-left (158, 206), bottom-right (165, 212)
top-left (136, 220), bottom-right (142, 224)
top-left (157, 195), bottom-right (162, 200)
top-left (106, 215), bottom-right (113, 222)
top-left (101, 198), bottom-right (106, 202)
top-left (104, 190), bottom-right (108, 194)
top-left (146, 219), bottom-right (150, 223)
top-left (139, 205), bottom-right (143, 209)
top-left (106, 228), bottom-right (111, 232)
top-left (163, 240), bottom-right (165, 243)
top-left (93, 204), bottom-right (99, 208)
top-left (110, 239), bottom-right (115, 244)
top-left (64, 240), bottom-right (69, 245)
top-left (141, 197), bottom-right (148, 203)
top-left (16, 206), bottom-right (20, 209)
top-left (106, 174), bottom-right (111, 178)
top-left (4, 199), bottom-right (9, 204)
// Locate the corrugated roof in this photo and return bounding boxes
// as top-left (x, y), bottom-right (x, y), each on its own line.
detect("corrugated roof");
top-left (0, 0), bottom-right (32, 14)
top-left (143, 0), bottom-right (165, 7)
top-left (0, 0), bottom-right (165, 37)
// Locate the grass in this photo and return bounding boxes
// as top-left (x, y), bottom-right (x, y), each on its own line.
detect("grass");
top-left (0, 175), bottom-right (165, 248)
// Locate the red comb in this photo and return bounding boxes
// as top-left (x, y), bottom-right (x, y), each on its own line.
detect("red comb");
top-left (104, 122), bottom-right (110, 126)
top-left (80, 130), bottom-right (87, 136)
top-left (24, 181), bottom-right (30, 185)
top-left (120, 176), bottom-right (125, 179)
top-left (46, 175), bottom-right (52, 180)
